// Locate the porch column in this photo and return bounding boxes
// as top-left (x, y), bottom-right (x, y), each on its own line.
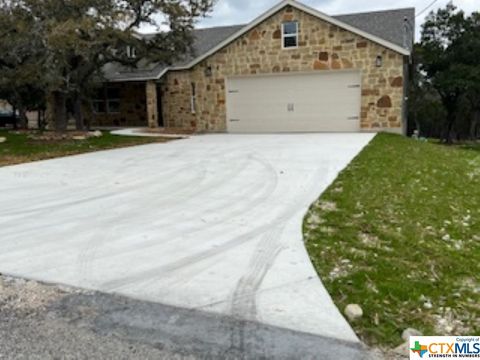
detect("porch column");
top-left (146, 80), bottom-right (158, 128)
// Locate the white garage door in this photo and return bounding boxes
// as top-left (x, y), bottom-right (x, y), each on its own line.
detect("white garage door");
top-left (226, 71), bottom-right (361, 133)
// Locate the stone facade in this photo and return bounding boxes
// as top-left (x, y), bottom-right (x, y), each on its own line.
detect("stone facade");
top-left (145, 81), bottom-right (159, 128)
top-left (161, 72), bottom-right (197, 130)
top-left (160, 5), bottom-right (406, 132)
top-left (92, 82), bottom-right (147, 127)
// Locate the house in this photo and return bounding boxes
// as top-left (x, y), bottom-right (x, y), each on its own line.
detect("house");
top-left (97, 0), bottom-right (414, 133)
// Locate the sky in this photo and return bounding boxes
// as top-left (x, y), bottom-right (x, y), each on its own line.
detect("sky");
top-left (190, 0), bottom-right (478, 40)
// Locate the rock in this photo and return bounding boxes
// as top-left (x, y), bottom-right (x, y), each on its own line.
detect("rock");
top-left (367, 348), bottom-right (386, 360)
top-left (0, 137), bottom-right (6, 143)
top-left (393, 341), bottom-right (410, 356)
top-left (423, 301), bottom-right (433, 309)
top-left (377, 95), bottom-right (392, 108)
top-left (72, 136), bottom-right (87, 141)
top-left (91, 130), bottom-right (102, 137)
top-left (318, 51), bottom-right (329, 61)
top-left (402, 328), bottom-right (423, 341)
top-left (344, 304), bottom-right (363, 321)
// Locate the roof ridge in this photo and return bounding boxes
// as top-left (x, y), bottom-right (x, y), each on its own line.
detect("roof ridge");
top-left (139, 7), bottom-right (415, 35)
top-left (333, 7), bottom-right (415, 17)
top-left (194, 24), bottom-right (246, 31)
top-left (138, 24), bottom-right (246, 37)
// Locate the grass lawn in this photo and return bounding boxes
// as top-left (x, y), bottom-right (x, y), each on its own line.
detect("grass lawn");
top-left (304, 133), bottom-right (480, 348)
top-left (0, 129), bottom-right (172, 167)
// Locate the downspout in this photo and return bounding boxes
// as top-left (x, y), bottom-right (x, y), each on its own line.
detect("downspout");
top-left (402, 57), bottom-right (409, 136)
top-left (402, 16), bottom-right (414, 136)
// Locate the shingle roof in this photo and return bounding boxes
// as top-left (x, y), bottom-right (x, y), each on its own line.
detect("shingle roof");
top-left (104, 7), bottom-right (414, 82)
top-left (174, 24), bottom-right (246, 67)
top-left (335, 8), bottom-right (415, 51)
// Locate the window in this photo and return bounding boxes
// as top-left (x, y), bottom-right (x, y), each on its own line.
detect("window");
top-left (106, 88), bottom-right (120, 113)
top-left (93, 89), bottom-right (106, 113)
top-left (282, 21), bottom-right (298, 49)
top-left (93, 87), bottom-right (121, 114)
top-left (191, 82), bottom-right (196, 114)
top-left (126, 45), bottom-right (137, 59)
top-left (93, 100), bottom-right (106, 113)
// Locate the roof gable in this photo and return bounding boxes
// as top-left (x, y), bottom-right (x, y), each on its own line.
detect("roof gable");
top-left (175, 0), bottom-right (411, 72)
top-left (104, 0), bottom-right (413, 82)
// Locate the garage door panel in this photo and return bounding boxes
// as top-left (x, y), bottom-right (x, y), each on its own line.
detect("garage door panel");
top-left (226, 71), bottom-right (361, 133)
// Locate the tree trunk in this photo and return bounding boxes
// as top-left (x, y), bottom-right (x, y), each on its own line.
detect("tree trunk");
top-left (469, 114), bottom-right (478, 140)
top-left (73, 94), bottom-right (85, 131)
top-left (37, 110), bottom-right (42, 130)
top-left (87, 99), bottom-right (95, 131)
top-left (37, 109), bottom-right (47, 131)
top-left (444, 110), bottom-right (456, 144)
top-left (53, 91), bottom-right (67, 132)
top-left (472, 110), bottom-right (480, 140)
top-left (17, 106), bottom-right (28, 129)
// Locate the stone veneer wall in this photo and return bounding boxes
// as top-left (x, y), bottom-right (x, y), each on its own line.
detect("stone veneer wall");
top-left (92, 82), bottom-right (147, 127)
top-left (146, 81), bottom-right (159, 128)
top-left (161, 72), bottom-right (197, 129)
top-left (161, 5), bottom-right (406, 132)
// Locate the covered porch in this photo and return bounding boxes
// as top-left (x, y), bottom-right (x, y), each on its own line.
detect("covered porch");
top-left (91, 80), bottom-right (162, 129)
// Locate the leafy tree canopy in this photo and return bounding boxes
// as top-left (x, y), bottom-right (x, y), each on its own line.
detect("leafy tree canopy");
top-left (417, 3), bottom-right (480, 141)
top-left (0, 0), bottom-right (214, 130)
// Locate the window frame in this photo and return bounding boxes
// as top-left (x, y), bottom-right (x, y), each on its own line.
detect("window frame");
top-left (281, 21), bottom-right (299, 50)
top-left (92, 87), bottom-right (121, 114)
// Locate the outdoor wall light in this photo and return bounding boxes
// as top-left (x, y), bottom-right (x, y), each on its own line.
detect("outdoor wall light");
top-left (376, 55), bottom-right (383, 67)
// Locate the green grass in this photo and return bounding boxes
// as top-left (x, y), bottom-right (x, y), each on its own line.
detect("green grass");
top-left (304, 133), bottom-right (480, 348)
top-left (0, 129), bottom-right (171, 166)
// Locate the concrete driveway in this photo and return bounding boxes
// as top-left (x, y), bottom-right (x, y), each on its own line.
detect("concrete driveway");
top-left (0, 133), bottom-right (374, 344)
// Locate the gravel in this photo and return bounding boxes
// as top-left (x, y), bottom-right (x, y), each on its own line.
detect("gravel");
top-left (0, 275), bottom-right (188, 360)
top-left (0, 274), bottom-right (395, 359)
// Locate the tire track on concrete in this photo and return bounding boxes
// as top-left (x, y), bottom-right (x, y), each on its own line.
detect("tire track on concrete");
top-left (230, 225), bottom-right (286, 320)
top-left (0, 138), bottom-right (206, 219)
top-left (0, 147), bottom-right (256, 275)
top-left (73, 157), bottom-right (212, 284)
top-left (0, 157), bottom-right (205, 220)
top-left (119, 167), bottom-right (279, 295)
top-left (0, 165), bottom-right (206, 249)
top-left (0, 150), bottom-right (239, 254)
top-left (228, 224), bottom-right (286, 357)
top-left (8, 150), bottom-right (248, 271)
top-left (99, 153), bottom-right (281, 292)
top-left (100, 160), bottom-right (329, 295)
top-left (71, 148), bottom-right (272, 279)
top-left (0, 138), bottom-right (249, 235)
